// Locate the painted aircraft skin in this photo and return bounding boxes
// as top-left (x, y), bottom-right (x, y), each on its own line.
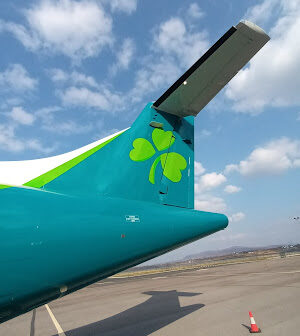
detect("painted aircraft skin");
top-left (0, 21), bottom-right (270, 323)
top-left (0, 104), bottom-right (227, 323)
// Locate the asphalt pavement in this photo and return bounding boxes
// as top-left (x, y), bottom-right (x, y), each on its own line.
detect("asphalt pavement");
top-left (1, 255), bottom-right (299, 336)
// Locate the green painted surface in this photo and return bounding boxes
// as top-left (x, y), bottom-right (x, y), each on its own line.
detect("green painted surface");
top-left (129, 138), bottom-right (155, 161)
top-left (130, 128), bottom-right (187, 185)
top-left (23, 133), bottom-right (122, 189)
top-left (149, 156), bottom-right (161, 184)
top-left (152, 129), bottom-right (175, 151)
top-left (160, 152), bottom-right (187, 183)
top-left (0, 184), bottom-right (10, 190)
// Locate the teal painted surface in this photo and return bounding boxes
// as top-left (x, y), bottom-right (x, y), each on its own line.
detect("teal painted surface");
top-left (43, 103), bottom-right (194, 208)
top-left (0, 103), bottom-right (227, 323)
top-left (0, 186), bottom-right (227, 323)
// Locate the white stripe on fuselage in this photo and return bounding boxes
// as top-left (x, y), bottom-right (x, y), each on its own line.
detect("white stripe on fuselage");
top-left (0, 129), bottom-right (127, 186)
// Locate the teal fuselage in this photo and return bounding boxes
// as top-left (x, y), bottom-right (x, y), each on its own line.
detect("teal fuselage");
top-left (0, 186), bottom-right (227, 323)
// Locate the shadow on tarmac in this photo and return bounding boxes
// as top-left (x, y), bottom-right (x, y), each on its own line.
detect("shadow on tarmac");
top-left (60, 290), bottom-right (204, 336)
top-left (241, 323), bottom-right (251, 331)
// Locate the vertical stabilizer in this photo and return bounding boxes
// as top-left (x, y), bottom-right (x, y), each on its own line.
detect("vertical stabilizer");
top-left (43, 103), bottom-right (194, 208)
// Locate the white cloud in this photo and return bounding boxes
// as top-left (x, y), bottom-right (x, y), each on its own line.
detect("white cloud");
top-left (130, 57), bottom-right (181, 104)
top-left (194, 171), bottom-right (227, 213)
top-left (43, 120), bottom-right (92, 135)
top-left (229, 212), bottom-right (246, 223)
top-left (224, 185), bottom-right (242, 194)
top-left (130, 17), bottom-right (209, 103)
top-left (35, 106), bottom-right (62, 119)
top-left (0, 20), bottom-right (40, 50)
top-left (187, 3), bottom-right (205, 20)
top-left (3, 98), bottom-right (23, 106)
top-left (194, 161), bottom-right (205, 176)
top-left (294, 159), bottom-right (300, 168)
top-left (9, 106), bottom-right (35, 125)
top-left (61, 87), bottom-right (109, 109)
top-left (49, 68), bottom-right (68, 82)
top-left (244, 0), bottom-right (279, 27)
top-left (195, 194), bottom-right (227, 213)
top-left (60, 86), bottom-right (124, 112)
top-left (195, 172), bottom-right (227, 192)
top-left (109, 0), bottom-right (138, 14)
top-left (70, 72), bottom-right (99, 88)
top-left (153, 17), bottom-right (209, 68)
top-left (225, 137), bottom-right (300, 176)
top-left (49, 69), bottom-right (99, 88)
top-left (0, 124), bottom-right (54, 154)
top-left (25, 138), bottom-right (56, 154)
top-left (0, 124), bottom-right (24, 152)
top-left (50, 68), bottom-right (126, 112)
top-left (35, 106), bottom-right (92, 135)
top-left (226, 0), bottom-right (300, 113)
top-left (0, 64), bottom-right (37, 92)
top-left (224, 164), bottom-right (238, 175)
top-left (110, 38), bottom-right (135, 76)
top-left (199, 129), bottom-right (211, 137)
top-left (0, 0), bottom-right (113, 61)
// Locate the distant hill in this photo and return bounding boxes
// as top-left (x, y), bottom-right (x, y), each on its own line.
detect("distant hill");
top-left (183, 245), bottom-right (282, 260)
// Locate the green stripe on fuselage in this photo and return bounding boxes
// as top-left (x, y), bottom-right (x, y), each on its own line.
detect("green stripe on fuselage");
top-left (0, 184), bottom-right (11, 189)
top-left (23, 133), bottom-right (123, 189)
top-left (1, 132), bottom-right (124, 191)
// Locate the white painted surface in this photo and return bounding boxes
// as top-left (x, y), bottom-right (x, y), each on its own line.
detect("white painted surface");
top-left (0, 129), bottom-right (126, 186)
top-left (45, 304), bottom-right (66, 336)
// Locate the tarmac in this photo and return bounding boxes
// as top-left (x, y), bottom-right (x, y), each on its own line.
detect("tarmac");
top-left (1, 255), bottom-right (299, 336)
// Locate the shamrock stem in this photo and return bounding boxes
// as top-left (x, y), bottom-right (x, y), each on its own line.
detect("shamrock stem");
top-left (149, 156), bottom-right (162, 184)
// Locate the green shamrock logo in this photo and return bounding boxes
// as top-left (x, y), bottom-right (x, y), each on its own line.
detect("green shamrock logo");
top-left (129, 129), bottom-right (187, 184)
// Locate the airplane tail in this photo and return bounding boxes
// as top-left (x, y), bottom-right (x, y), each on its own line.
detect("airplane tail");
top-left (17, 20), bottom-right (269, 210)
top-left (39, 103), bottom-right (194, 208)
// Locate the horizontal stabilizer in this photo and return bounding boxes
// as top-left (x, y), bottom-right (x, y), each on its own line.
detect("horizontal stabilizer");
top-left (153, 21), bottom-right (270, 117)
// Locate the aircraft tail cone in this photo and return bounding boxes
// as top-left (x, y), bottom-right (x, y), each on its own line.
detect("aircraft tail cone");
top-left (249, 311), bottom-right (261, 333)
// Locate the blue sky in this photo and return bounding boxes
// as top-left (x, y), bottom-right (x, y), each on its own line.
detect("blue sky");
top-left (0, 0), bottom-right (299, 262)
